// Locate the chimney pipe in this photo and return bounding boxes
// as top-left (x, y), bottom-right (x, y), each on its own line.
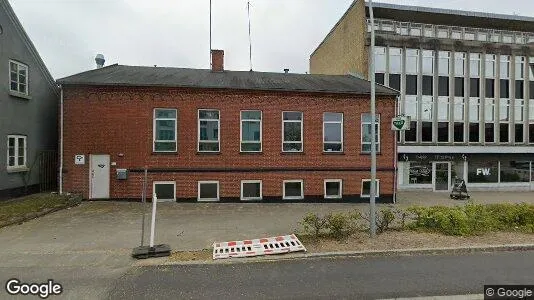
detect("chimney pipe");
top-left (284, 68), bottom-right (289, 74)
top-left (211, 50), bottom-right (224, 72)
top-left (95, 54), bottom-right (105, 69)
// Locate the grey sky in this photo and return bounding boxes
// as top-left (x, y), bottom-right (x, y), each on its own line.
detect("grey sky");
top-left (8, 0), bottom-right (534, 79)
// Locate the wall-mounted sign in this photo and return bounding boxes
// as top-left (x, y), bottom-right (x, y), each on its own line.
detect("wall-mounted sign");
top-left (391, 115), bottom-right (410, 131)
top-left (399, 153), bottom-right (468, 162)
top-left (75, 155), bottom-right (85, 165)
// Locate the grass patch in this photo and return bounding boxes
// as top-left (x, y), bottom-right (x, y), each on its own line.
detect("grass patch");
top-left (0, 193), bottom-right (75, 226)
top-left (169, 249), bottom-right (212, 262)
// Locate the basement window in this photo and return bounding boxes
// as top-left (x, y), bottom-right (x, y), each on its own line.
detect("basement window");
top-left (361, 179), bottom-right (380, 198)
top-left (153, 181), bottom-right (176, 202)
top-left (198, 181), bottom-right (219, 201)
top-left (283, 180), bottom-right (303, 200)
top-left (241, 180), bottom-right (262, 201)
top-left (324, 179), bottom-right (342, 199)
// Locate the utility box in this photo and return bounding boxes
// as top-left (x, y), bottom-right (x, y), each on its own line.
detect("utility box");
top-left (116, 169), bottom-right (128, 180)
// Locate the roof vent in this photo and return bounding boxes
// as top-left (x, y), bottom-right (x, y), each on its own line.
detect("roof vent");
top-left (95, 54), bottom-right (105, 69)
top-left (284, 68), bottom-right (289, 74)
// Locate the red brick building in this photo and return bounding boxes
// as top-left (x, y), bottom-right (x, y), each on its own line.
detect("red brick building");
top-left (57, 51), bottom-right (398, 202)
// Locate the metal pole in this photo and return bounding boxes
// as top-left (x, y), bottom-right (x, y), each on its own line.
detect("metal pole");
top-left (369, 0), bottom-right (377, 238)
top-left (140, 167), bottom-right (147, 246)
top-left (247, 0), bottom-right (253, 71)
top-left (209, 0), bottom-right (212, 68)
top-left (149, 192), bottom-right (158, 248)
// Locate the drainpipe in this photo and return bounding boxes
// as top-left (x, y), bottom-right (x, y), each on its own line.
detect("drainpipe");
top-left (59, 85), bottom-right (63, 194)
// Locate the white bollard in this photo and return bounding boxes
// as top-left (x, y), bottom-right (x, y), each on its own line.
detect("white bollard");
top-left (149, 193), bottom-right (157, 248)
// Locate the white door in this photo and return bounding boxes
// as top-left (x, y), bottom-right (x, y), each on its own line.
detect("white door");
top-left (432, 162), bottom-right (451, 192)
top-left (90, 154), bottom-right (110, 199)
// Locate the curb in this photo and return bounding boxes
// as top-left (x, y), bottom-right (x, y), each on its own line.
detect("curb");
top-left (0, 194), bottom-right (82, 228)
top-left (149, 244), bottom-right (534, 266)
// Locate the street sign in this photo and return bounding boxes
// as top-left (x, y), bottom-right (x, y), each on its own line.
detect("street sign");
top-left (74, 154), bottom-right (85, 165)
top-left (391, 115), bottom-right (410, 130)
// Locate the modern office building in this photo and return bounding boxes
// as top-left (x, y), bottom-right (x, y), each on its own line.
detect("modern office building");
top-left (311, 1), bottom-right (534, 192)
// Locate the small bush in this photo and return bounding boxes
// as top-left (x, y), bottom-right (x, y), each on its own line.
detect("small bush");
top-left (325, 212), bottom-right (354, 240)
top-left (299, 212), bottom-right (328, 240)
top-left (376, 208), bottom-right (396, 234)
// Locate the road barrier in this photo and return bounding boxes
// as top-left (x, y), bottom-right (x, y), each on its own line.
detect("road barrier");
top-left (213, 234), bottom-right (306, 259)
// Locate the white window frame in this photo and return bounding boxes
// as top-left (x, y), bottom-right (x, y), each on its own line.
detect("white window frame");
top-left (361, 179), bottom-right (380, 198)
top-left (197, 181), bottom-right (220, 202)
top-left (323, 112), bottom-right (343, 152)
top-left (198, 109), bottom-right (220, 153)
top-left (7, 135), bottom-right (27, 170)
top-left (240, 110), bottom-right (262, 152)
top-left (9, 60), bottom-right (29, 95)
top-left (324, 179), bottom-right (342, 199)
top-left (152, 181), bottom-right (176, 202)
top-left (361, 113), bottom-right (381, 153)
top-left (282, 111), bottom-right (303, 153)
top-left (240, 180), bottom-right (262, 201)
top-left (282, 180), bottom-right (304, 200)
top-left (153, 108), bottom-right (177, 153)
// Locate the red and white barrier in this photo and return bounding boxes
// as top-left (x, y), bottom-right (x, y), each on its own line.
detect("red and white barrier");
top-left (213, 234), bottom-right (306, 259)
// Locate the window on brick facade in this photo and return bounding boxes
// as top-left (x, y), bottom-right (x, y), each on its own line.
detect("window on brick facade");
top-left (7, 135), bottom-right (26, 169)
top-left (323, 112), bottom-right (343, 152)
top-left (153, 108), bottom-right (177, 152)
top-left (241, 180), bottom-right (262, 201)
top-left (324, 179), bottom-right (342, 199)
top-left (283, 111), bottom-right (303, 152)
top-left (361, 113), bottom-right (380, 153)
top-left (9, 60), bottom-right (28, 95)
top-left (361, 179), bottom-right (380, 198)
top-left (198, 181), bottom-right (219, 201)
top-left (283, 180), bottom-right (303, 200)
top-left (198, 109), bottom-right (220, 152)
top-left (153, 181), bottom-right (175, 202)
top-left (240, 110), bottom-right (262, 152)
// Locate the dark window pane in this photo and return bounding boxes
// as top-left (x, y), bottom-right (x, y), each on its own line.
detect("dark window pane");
top-left (241, 143), bottom-right (261, 152)
top-left (454, 122), bottom-right (464, 142)
top-left (10, 82), bottom-right (17, 91)
top-left (200, 183), bottom-right (218, 199)
top-left (438, 76), bottom-right (449, 96)
top-left (469, 123), bottom-right (479, 142)
top-left (515, 124), bottom-right (524, 143)
top-left (485, 123), bottom-right (494, 142)
top-left (242, 182), bottom-right (261, 199)
top-left (500, 160), bottom-right (530, 182)
top-left (155, 109), bottom-right (176, 119)
top-left (199, 110), bottom-right (219, 119)
top-left (155, 183), bottom-right (174, 200)
top-left (284, 182), bottom-right (302, 198)
top-left (470, 78), bottom-right (480, 97)
top-left (530, 124), bottom-right (534, 143)
top-left (375, 73), bottom-right (385, 85)
top-left (284, 122), bottom-right (301, 142)
top-left (324, 123), bottom-right (341, 142)
top-left (422, 75), bottom-right (433, 96)
top-left (500, 123), bottom-right (509, 143)
top-left (406, 75), bottom-right (418, 95)
top-left (283, 143), bottom-right (302, 152)
top-left (155, 142), bottom-right (176, 152)
top-left (438, 122), bottom-right (449, 142)
top-left (485, 79), bottom-right (495, 98)
top-left (242, 121), bottom-right (260, 141)
top-left (9, 157), bottom-right (15, 166)
top-left (405, 121), bottom-right (417, 142)
top-left (389, 74), bottom-right (401, 91)
top-left (241, 111), bottom-right (261, 120)
top-left (421, 122), bottom-right (432, 142)
top-left (454, 77), bottom-right (464, 97)
top-left (325, 181), bottom-right (341, 197)
top-left (323, 112), bottom-right (342, 122)
top-left (283, 112), bottom-right (302, 120)
top-left (500, 79), bottom-right (510, 98)
top-left (515, 81), bottom-right (524, 99)
top-left (530, 82), bottom-right (534, 100)
top-left (198, 142), bottom-right (219, 152)
top-left (468, 160), bottom-right (498, 183)
top-left (408, 162), bottom-right (432, 184)
top-left (324, 143), bottom-right (342, 152)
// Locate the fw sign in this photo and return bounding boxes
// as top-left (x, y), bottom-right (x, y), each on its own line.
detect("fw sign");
top-left (476, 168), bottom-right (491, 176)
top-left (391, 115), bottom-right (410, 131)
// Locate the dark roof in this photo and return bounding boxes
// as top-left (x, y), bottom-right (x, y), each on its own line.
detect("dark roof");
top-left (57, 64), bottom-right (398, 96)
top-left (366, 2), bottom-right (534, 32)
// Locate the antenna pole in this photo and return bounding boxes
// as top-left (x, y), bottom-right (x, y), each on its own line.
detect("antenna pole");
top-left (247, 0), bottom-right (252, 71)
top-left (210, 0), bottom-right (212, 68)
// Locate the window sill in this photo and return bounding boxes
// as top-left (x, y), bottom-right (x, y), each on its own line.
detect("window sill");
top-left (196, 152), bottom-right (221, 155)
top-left (7, 167), bottom-right (29, 173)
top-left (281, 152), bottom-right (305, 155)
top-left (152, 152), bottom-right (178, 155)
top-left (322, 152), bottom-right (345, 155)
top-left (240, 152), bottom-right (263, 155)
top-left (9, 91), bottom-right (32, 100)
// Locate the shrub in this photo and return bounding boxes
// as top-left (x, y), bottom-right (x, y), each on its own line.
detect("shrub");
top-left (325, 212), bottom-right (354, 240)
top-left (357, 206), bottom-right (398, 234)
top-left (299, 212), bottom-right (328, 240)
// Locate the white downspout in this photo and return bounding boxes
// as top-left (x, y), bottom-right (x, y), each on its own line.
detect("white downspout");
top-left (59, 85), bottom-right (64, 195)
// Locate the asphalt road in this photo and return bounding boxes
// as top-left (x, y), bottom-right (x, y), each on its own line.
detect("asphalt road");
top-left (108, 250), bottom-right (534, 299)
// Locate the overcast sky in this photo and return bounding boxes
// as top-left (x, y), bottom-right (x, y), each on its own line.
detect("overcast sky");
top-left (8, 0), bottom-right (534, 79)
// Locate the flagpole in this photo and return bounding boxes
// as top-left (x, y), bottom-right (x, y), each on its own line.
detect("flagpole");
top-left (209, 0), bottom-right (212, 68)
top-left (247, 0), bottom-right (252, 71)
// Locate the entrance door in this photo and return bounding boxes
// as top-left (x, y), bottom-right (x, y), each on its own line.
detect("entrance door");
top-left (90, 154), bottom-right (110, 199)
top-left (433, 162), bottom-right (451, 192)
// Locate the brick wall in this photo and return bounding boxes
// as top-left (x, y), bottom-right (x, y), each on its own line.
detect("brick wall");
top-left (62, 85), bottom-right (396, 202)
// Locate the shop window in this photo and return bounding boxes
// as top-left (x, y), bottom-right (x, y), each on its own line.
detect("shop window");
top-left (468, 161), bottom-right (498, 183)
top-left (485, 79), bottom-right (495, 98)
top-left (198, 181), bottom-right (219, 201)
top-left (438, 122), bottom-right (449, 142)
top-left (405, 121), bottom-right (417, 142)
top-left (454, 122), bottom-right (464, 142)
top-left (241, 180), bottom-right (262, 201)
top-left (454, 78), bottom-right (464, 97)
top-left (324, 179), bottom-right (342, 199)
top-left (422, 76), bottom-right (433, 96)
top-left (406, 75), bottom-right (418, 95)
top-left (408, 162), bottom-right (432, 184)
top-left (375, 73), bottom-right (385, 85)
top-left (421, 122), bottom-right (432, 142)
top-left (469, 78), bottom-right (480, 97)
top-left (438, 76), bottom-right (449, 96)
top-left (469, 123), bottom-right (480, 142)
top-left (500, 161), bottom-right (530, 182)
top-left (389, 74), bottom-right (401, 91)
top-left (153, 181), bottom-right (176, 201)
top-left (283, 180), bottom-right (303, 200)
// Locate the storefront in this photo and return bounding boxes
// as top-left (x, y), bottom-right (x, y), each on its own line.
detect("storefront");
top-left (398, 153), bottom-right (534, 192)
